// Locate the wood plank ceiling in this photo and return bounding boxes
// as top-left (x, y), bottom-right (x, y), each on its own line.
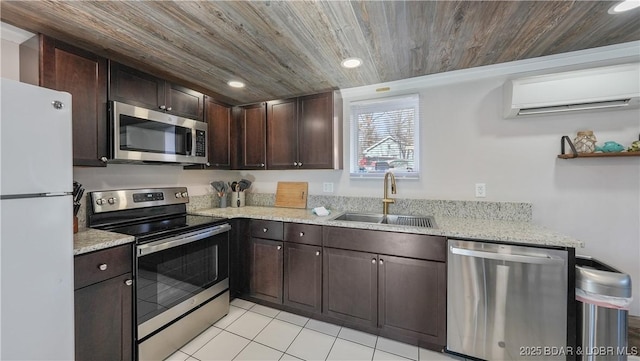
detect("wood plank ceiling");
top-left (2, 1), bottom-right (639, 105)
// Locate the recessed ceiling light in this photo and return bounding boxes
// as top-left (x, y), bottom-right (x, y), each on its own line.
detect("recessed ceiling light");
top-left (227, 80), bottom-right (245, 88)
top-left (609, 0), bottom-right (640, 14)
top-left (341, 57), bottom-right (362, 69)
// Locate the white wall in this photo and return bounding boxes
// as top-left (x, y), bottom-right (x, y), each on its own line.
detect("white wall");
top-left (1, 39), bottom-right (20, 80)
top-left (2, 28), bottom-right (638, 314)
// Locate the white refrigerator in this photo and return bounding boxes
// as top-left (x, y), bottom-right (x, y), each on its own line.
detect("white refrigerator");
top-left (0, 78), bottom-right (74, 360)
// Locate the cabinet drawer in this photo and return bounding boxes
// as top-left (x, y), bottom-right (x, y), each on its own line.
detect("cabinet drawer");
top-left (74, 245), bottom-right (133, 290)
top-left (323, 227), bottom-right (446, 262)
top-left (284, 223), bottom-right (322, 246)
top-left (250, 220), bottom-right (283, 240)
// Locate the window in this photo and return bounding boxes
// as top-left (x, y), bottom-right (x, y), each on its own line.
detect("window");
top-left (350, 94), bottom-right (419, 178)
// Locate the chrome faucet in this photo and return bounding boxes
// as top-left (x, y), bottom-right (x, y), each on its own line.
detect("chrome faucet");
top-left (382, 171), bottom-right (397, 216)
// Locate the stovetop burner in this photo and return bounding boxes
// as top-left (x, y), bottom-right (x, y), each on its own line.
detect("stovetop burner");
top-left (103, 214), bottom-right (227, 244)
top-left (87, 187), bottom-right (228, 243)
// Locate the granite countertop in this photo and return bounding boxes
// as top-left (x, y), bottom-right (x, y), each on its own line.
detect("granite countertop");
top-left (192, 206), bottom-right (584, 248)
top-left (73, 228), bottom-right (135, 256)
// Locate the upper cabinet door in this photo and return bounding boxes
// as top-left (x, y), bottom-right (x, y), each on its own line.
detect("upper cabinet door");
top-left (109, 62), bottom-right (204, 121)
top-left (267, 98), bottom-right (298, 169)
top-left (239, 103), bottom-right (267, 169)
top-left (108, 62), bottom-right (164, 111)
top-left (205, 97), bottom-right (232, 169)
top-left (39, 36), bottom-right (108, 167)
top-left (166, 83), bottom-right (204, 120)
top-left (298, 92), bottom-right (337, 169)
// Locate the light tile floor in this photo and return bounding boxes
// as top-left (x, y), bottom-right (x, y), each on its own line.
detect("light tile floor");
top-left (166, 298), bottom-right (464, 361)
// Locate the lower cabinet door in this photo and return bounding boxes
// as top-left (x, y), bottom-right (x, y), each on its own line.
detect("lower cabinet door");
top-left (378, 255), bottom-right (446, 345)
top-left (284, 243), bottom-right (322, 313)
top-left (249, 237), bottom-right (284, 303)
top-left (323, 248), bottom-right (377, 327)
top-left (75, 273), bottom-right (133, 361)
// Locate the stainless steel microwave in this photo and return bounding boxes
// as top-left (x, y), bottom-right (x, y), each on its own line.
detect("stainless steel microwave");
top-left (109, 101), bottom-right (208, 165)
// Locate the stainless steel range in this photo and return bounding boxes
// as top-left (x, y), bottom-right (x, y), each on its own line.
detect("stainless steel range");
top-left (88, 187), bottom-right (230, 361)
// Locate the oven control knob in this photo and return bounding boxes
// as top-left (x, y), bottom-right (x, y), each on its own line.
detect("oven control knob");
top-left (107, 197), bottom-right (116, 205)
top-left (175, 192), bottom-right (182, 198)
top-left (96, 198), bottom-right (105, 205)
top-left (181, 192), bottom-right (188, 198)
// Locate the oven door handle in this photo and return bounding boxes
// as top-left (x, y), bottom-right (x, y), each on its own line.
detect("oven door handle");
top-left (137, 223), bottom-right (231, 257)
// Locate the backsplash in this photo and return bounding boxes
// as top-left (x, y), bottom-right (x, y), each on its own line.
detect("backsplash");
top-left (189, 192), bottom-right (532, 222)
top-left (77, 191), bottom-right (532, 228)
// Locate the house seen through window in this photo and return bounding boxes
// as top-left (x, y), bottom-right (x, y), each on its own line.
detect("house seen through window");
top-left (350, 94), bottom-right (419, 178)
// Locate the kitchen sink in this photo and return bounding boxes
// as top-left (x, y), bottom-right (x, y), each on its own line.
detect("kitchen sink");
top-left (333, 213), bottom-right (384, 223)
top-left (332, 213), bottom-right (437, 228)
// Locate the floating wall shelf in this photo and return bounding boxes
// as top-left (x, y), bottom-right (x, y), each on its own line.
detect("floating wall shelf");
top-left (558, 136), bottom-right (640, 159)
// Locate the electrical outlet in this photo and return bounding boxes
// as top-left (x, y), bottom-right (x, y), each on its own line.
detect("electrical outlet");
top-left (475, 183), bottom-right (486, 198)
top-left (323, 182), bottom-right (334, 193)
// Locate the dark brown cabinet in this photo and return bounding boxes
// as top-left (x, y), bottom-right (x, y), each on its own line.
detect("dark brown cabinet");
top-left (186, 96), bottom-right (233, 170)
top-left (237, 103), bottom-right (267, 169)
top-left (323, 247), bottom-right (378, 326)
top-left (283, 223), bottom-right (323, 313)
top-left (267, 98), bottom-right (298, 169)
top-left (298, 92), bottom-right (339, 169)
top-left (109, 62), bottom-right (204, 121)
top-left (322, 227), bottom-right (447, 348)
top-left (249, 237), bottom-right (283, 303)
top-left (266, 92), bottom-right (340, 170)
top-left (249, 220), bottom-right (284, 303)
top-left (205, 97), bottom-right (232, 169)
top-left (21, 35), bottom-right (108, 167)
top-left (74, 245), bottom-right (133, 361)
top-left (378, 255), bottom-right (446, 346)
top-left (247, 221), bottom-right (323, 312)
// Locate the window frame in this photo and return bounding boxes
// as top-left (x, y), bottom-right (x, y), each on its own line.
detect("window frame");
top-left (349, 94), bottom-right (420, 179)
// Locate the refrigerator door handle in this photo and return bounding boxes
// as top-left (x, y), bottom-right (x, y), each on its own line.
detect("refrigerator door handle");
top-left (45, 192), bottom-right (73, 197)
top-left (449, 246), bottom-right (565, 265)
top-left (1, 192), bottom-right (72, 200)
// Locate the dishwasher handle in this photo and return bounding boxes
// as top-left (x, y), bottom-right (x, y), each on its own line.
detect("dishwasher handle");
top-left (450, 246), bottom-right (565, 265)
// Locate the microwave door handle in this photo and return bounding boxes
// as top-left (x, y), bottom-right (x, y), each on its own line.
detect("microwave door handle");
top-left (185, 131), bottom-right (193, 155)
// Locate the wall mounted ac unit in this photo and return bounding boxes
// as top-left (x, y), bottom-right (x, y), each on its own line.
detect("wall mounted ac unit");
top-left (504, 63), bottom-right (640, 118)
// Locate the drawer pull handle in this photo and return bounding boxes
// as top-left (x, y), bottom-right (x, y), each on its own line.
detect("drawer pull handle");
top-left (277, 245), bottom-right (282, 250)
top-left (379, 259), bottom-right (384, 265)
top-left (316, 251), bottom-right (320, 256)
top-left (299, 232), bottom-right (304, 237)
top-left (124, 279), bottom-right (133, 286)
top-left (371, 259), bottom-right (376, 264)
top-left (98, 263), bottom-right (108, 271)
top-left (263, 228), bottom-right (268, 233)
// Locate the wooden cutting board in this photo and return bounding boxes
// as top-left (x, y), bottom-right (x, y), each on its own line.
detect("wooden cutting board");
top-left (275, 182), bottom-right (308, 209)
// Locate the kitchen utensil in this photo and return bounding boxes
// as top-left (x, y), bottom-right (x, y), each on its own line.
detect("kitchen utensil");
top-left (275, 182), bottom-right (308, 209)
top-left (229, 181), bottom-right (238, 192)
top-left (238, 179), bottom-right (252, 191)
top-left (210, 181), bottom-right (225, 193)
top-left (73, 188), bottom-right (84, 203)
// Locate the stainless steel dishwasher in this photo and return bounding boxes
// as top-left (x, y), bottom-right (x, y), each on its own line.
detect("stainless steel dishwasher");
top-left (447, 239), bottom-right (570, 361)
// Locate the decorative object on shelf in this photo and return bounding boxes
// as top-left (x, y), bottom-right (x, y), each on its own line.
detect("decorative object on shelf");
top-left (627, 140), bottom-right (640, 152)
top-left (573, 130), bottom-right (597, 153)
top-left (596, 141), bottom-right (625, 153)
top-left (559, 136), bottom-right (640, 159)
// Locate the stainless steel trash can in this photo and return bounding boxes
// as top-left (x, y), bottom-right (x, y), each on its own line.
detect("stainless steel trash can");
top-left (576, 256), bottom-right (632, 361)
